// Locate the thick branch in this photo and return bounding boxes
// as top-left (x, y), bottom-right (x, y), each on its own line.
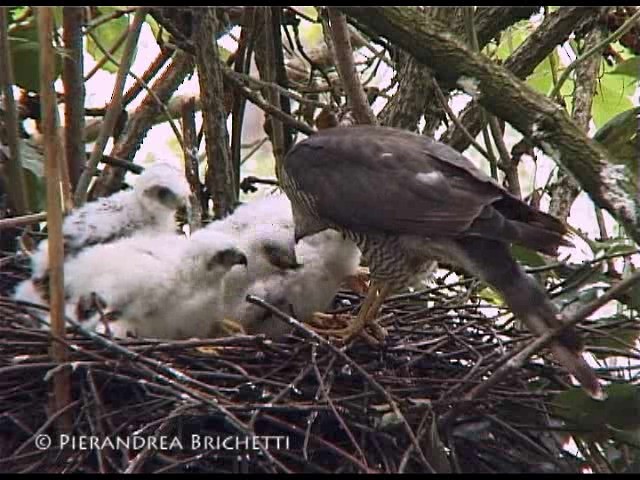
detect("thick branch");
top-left (342, 7), bottom-right (640, 243)
top-left (194, 8), bottom-right (236, 219)
top-left (380, 7), bottom-right (536, 133)
top-left (441, 6), bottom-right (603, 152)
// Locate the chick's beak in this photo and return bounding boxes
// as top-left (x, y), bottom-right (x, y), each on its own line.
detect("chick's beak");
top-left (267, 246), bottom-right (302, 271)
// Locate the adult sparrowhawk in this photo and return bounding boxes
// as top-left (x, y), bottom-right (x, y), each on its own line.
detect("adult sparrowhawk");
top-left (280, 125), bottom-right (602, 400)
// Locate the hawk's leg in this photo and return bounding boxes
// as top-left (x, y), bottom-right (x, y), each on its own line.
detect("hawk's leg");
top-left (309, 281), bottom-right (390, 344)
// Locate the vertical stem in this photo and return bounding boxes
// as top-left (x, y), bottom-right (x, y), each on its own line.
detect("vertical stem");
top-left (0, 7), bottom-right (30, 215)
top-left (37, 6), bottom-right (73, 433)
top-left (326, 8), bottom-right (377, 125)
top-left (262, 7), bottom-right (287, 180)
top-left (181, 96), bottom-right (205, 230)
top-left (74, 8), bottom-right (147, 206)
top-left (194, 7), bottom-right (236, 218)
top-left (62, 6), bottom-right (86, 199)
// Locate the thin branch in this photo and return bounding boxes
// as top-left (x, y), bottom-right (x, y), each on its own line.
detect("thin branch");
top-left (271, 7), bottom-right (294, 153)
top-left (549, 8), bottom-right (640, 99)
top-left (0, 212), bottom-right (47, 230)
top-left (245, 294), bottom-right (436, 473)
top-left (84, 29), bottom-right (185, 153)
top-left (181, 96), bottom-right (205, 229)
top-left (74, 8), bottom-right (147, 206)
top-left (91, 50), bottom-right (194, 198)
top-left (223, 68), bottom-right (316, 136)
top-left (0, 7), bottom-right (30, 215)
top-left (343, 7), bottom-right (640, 243)
top-left (121, 47), bottom-right (172, 108)
top-left (37, 6), bottom-right (73, 433)
top-left (441, 7), bottom-right (602, 153)
top-left (327, 8), bottom-right (377, 125)
top-left (62, 6), bottom-right (86, 194)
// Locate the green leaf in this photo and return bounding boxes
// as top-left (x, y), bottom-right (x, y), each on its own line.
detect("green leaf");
top-left (86, 7), bottom-right (133, 74)
top-left (553, 384), bottom-right (640, 440)
top-left (592, 73), bottom-right (634, 128)
top-left (8, 21), bottom-right (61, 92)
top-left (511, 244), bottom-right (547, 268)
top-left (477, 286), bottom-right (504, 306)
top-left (610, 57), bottom-right (640, 79)
top-left (593, 107), bottom-right (639, 173)
top-left (494, 22), bottom-right (529, 60)
top-left (588, 314), bottom-right (640, 359)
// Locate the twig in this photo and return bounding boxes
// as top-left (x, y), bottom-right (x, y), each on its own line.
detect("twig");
top-left (549, 26), bottom-right (604, 221)
top-left (37, 6), bottom-right (73, 433)
top-left (223, 69), bottom-right (316, 136)
top-left (549, 8), bottom-right (640, 99)
top-left (0, 212), bottom-right (47, 230)
top-left (246, 294), bottom-right (436, 472)
top-left (92, 50), bottom-right (194, 198)
top-left (84, 29), bottom-right (185, 152)
top-left (432, 80), bottom-right (490, 159)
top-left (0, 7), bottom-right (30, 215)
top-left (326, 8), bottom-right (377, 125)
top-left (488, 116), bottom-right (521, 197)
top-left (121, 48), bottom-right (172, 108)
top-left (62, 6), bottom-right (86, 194)
top-left (440, 268), bottom-right (640, 427)
top-left (83, 28), bottom-right (128, 82)
top-left (74, 8), bottom-right (147, 206)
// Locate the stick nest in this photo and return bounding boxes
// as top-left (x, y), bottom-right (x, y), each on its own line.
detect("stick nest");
top-left (0, 250), bottom-right (587, 473)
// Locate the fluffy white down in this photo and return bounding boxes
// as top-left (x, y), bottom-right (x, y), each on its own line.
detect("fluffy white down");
top-left (199, 194), bottom-right (298, 319)
top-left (30, 161), bottom-right (190, 281)
top-left (200, 193), bottom-right (362, 338)
top-left (235, 229), bottom-right (362, 339)
top-left (64, 229), bottom-right (244, 339)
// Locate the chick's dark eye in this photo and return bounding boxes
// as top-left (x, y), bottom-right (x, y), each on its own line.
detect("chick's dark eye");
top-left (156, 186), bottom-right (174, 203)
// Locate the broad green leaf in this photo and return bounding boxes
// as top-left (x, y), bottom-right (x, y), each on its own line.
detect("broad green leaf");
top-left (477, 286), bottom-right (504, 306)
top-left (527, 53), bottom-right (574, 111)
top-left (511, 244), bottom-right (547, 268)
top-left (9, 21), bottom-right (61, 92)
top-left (494, 22), bottom-right (530, 60)
top-left (592, 72), bottom-right (634, 128)
top-left (588, 314), bottom-right (640, 359)
top-left (86, 7), bottom-right (132, 74)
top-left (553, 384), bottom-right (640, 440)
top-left (593, 107), bottom-right (639, 173)
top-left (610, 57), bottom-right (640, 79)
top-left (8, 6), bottom-right (30, 24)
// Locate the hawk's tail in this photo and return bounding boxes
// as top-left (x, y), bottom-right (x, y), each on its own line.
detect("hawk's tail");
top-left (457, 237), bottom-right (604, 400)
